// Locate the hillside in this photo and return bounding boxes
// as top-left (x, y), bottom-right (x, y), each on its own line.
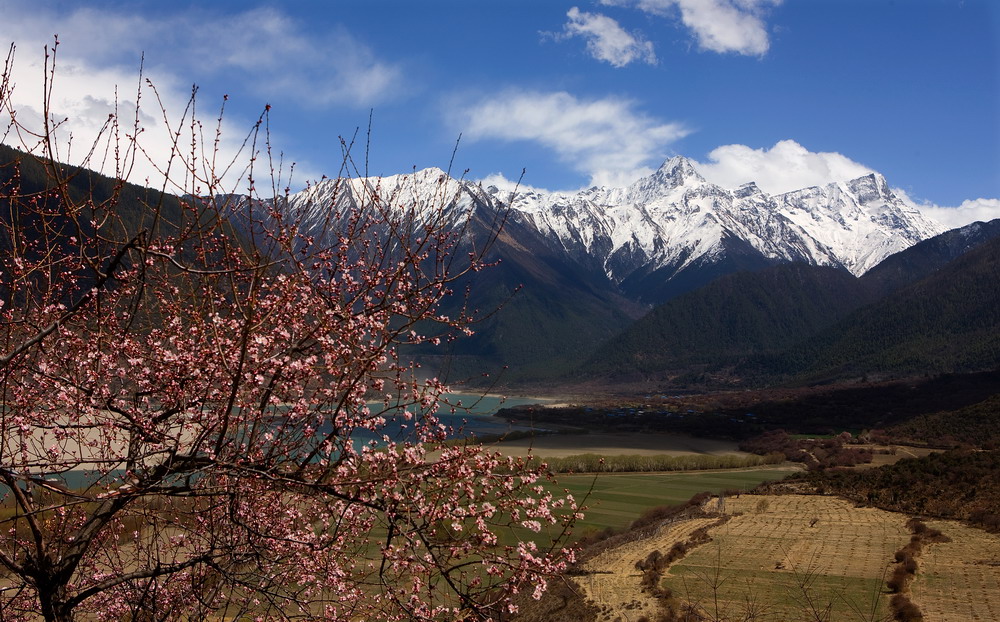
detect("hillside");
top-left (0, 143), bottom-right (187, 247)
top-left (578, 263), bottom-right (871, 379)
top-left (568, 220), bottom-right (1000, 388)
top-left (419, 207), bottom-right (642, 382)
top-left (781, 234), bottom-right (1000, 382)
top-left (887, 394), bottom-right (1000, 449)
top-left (860, 218), bottom-right (1000, 295)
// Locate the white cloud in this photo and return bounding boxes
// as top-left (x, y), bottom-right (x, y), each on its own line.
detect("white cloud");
top-left (0, 4), bottom-right (401, 108)
top-left (897, 194), bottom-right (1000, 230)
top-left (0, 40), bottom-right (223, 193)
top-left (0, 2), bottom-right (395, 190)
top-left (562, 7), bottom-right (657, 67)
top-left (168, 8), bottom-right (401, 109)
top-left (692, 140), bottom-right (1000, 230)
top-left (457, 90), bottom-right (689, 188)
top-left (672, 0), bottom-right (777, 55)
top-left (693, 140), bottom-right (874, 194)
top-left (601, 0), bottom-right (780, 56)
top-left (477, 173), bottom-right (551, 196)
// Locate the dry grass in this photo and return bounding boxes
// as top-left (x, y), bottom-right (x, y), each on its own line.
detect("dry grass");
top-left (908, 519), bottom-right (1000, 622)
top-left (669, 495), bottom-right (911, 621)
top-left (579, 494), bottom-right (916, 621)
top-left (579, 517), bottom-right (722, 621)
top-left (574, 493), bottom-right (1000, 621)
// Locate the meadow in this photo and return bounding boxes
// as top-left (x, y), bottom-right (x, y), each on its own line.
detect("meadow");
top-left (543, 467), bottom-right (800, 537)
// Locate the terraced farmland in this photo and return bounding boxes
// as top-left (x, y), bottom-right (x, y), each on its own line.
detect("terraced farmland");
top-left (554, 468), bottom-right (801, 535)
top-left (910, 520), bottom-right (1000, 622)
top-left (575, 494), bottom-right (1000, 622)
top-left (662, 495), bottom-right (908, 621)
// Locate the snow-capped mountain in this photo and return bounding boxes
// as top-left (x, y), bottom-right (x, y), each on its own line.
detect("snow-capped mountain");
top-left (258, 156), bottom-right (964, 379)
top-left (273, 156), bottom-right (943, 306)
top-left (279, 166), bottom-right (480, 234)
top-left (486, 156), bottom-right (943, 283)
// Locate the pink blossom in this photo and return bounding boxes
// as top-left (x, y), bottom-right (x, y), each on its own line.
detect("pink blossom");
top-left (0, 46), bottom-right (579, 621)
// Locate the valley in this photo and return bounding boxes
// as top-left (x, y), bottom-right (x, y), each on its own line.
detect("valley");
top-left (4, 134), bottom-right (1000, 620)
top-left (2, 4), bottom-right (997, 619)
top-left (487, 370), bottom-right (1000, 621)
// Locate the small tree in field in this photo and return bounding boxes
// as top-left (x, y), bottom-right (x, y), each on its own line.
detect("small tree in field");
top-left (0, 42), bottom-right (577, 621)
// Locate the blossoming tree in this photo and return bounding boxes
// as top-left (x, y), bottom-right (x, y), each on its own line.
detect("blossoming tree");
top-left (0, 43), bottom-right (577, 621)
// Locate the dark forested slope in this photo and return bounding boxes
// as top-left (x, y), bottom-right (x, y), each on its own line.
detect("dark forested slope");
top-left (578, 263), bottom-right (871, 378)
top-left (573, 221), bottom-right (1000, 387)
top-left (781, 234), bottom-right (1000, 382)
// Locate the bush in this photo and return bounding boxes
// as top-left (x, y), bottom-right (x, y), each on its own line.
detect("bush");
top-left (890, 594), bottom-right (924, 621)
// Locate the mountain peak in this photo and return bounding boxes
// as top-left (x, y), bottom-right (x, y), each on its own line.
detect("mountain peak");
top-left (734, 181), bottom-right (764, 199)
top-left (654, 156), bottom-right (704, 184)
top-left (615, 156), bottom-right (707, 197)
top-left (845, 171), bottom-right (892, 202)
top-left (278, 153), bottom-right (943, 299)
top-left (411, 166), bottom-right (450, 180)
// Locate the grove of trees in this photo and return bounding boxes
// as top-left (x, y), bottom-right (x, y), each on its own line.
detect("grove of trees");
top-left (0, 42), bottom-right (577, 620)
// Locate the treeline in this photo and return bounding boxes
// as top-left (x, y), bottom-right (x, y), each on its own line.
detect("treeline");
top-left (795, 450), bottom-right (1000, 531)
top-left (543, 452), bottom-right (784, 473)
top-left (718, 370), bottom-right (1000, 434)
top-left (739, 430), bottom-right (873, 469)
top-left (885, 393), bottom-right (1000, 449)
top-left (886, 519), bottom-right (951, 621)
top-left (499, 371), bottom-right (1000, 443)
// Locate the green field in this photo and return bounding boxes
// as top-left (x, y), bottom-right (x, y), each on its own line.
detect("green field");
top-left (541, 467), bottom-right (799, 539)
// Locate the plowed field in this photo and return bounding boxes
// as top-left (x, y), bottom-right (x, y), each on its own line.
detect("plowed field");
top-left (579, 494), bottom-right (1000, 621)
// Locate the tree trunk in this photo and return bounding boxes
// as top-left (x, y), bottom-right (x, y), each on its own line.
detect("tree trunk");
top-left (38, 582), bottom-right (73, 622)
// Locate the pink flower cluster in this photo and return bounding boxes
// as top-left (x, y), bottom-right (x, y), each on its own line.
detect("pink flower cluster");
top-left (0, 54), bottom-right (579, 619)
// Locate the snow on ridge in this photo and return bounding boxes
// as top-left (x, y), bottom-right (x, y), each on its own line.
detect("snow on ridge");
top-left (500, 160), bottom-right (944, 279)
top-left (280, 158), bottom-right (946, 282)
top-left (280, 166), bottom-right (483, 236)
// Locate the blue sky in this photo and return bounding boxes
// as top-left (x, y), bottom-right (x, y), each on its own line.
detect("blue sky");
top-left (1, 0), bottom-right (997, 227)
